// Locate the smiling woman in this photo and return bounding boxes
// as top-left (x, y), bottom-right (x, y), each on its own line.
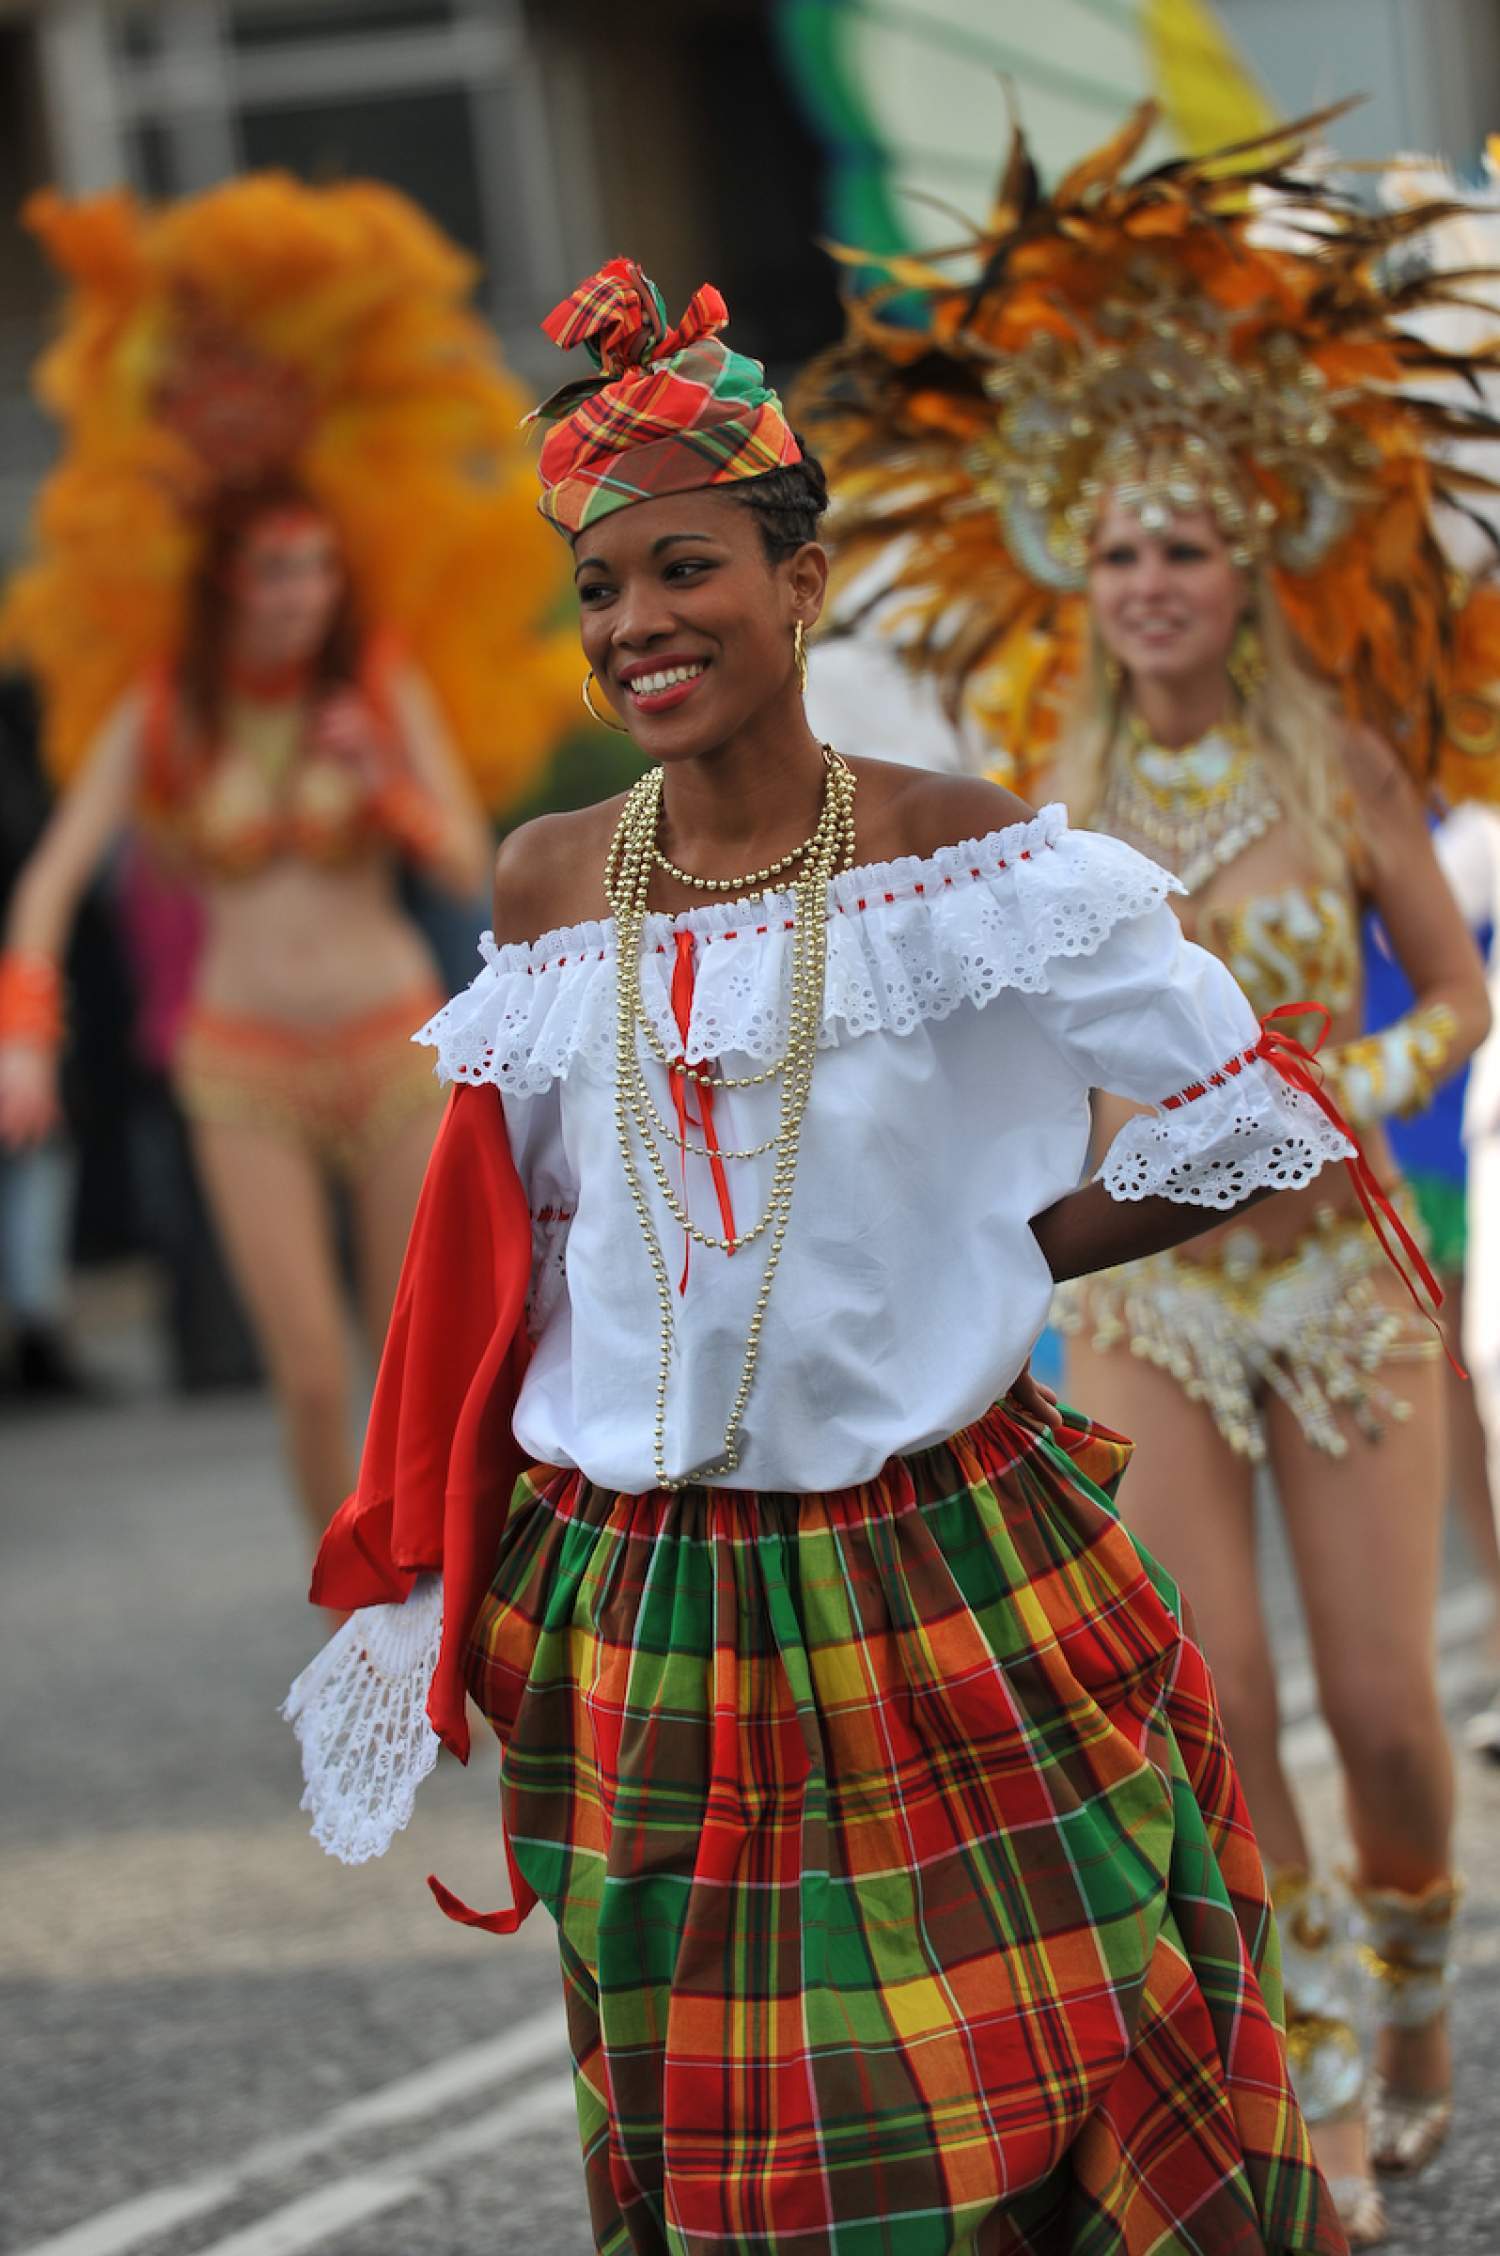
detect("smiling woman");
top-left (575, 498), bottom-right (822, 744)
top-left (287, 257), bottom-right (1362, 2255)
top-left (1048, 475), bottom-right (1483, 2245)
top-left (0, 175), bottom-right (578, 1567)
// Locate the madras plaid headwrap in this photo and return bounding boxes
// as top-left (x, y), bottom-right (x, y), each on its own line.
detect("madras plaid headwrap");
top-left (532, 257), bottom-right (802, 534)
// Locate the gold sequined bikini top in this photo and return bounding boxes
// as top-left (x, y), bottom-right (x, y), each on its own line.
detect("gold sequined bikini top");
top-left (140, 642), bottom-right (402, 879)
top-left (1199, 883), bottom-right (1361, 1022)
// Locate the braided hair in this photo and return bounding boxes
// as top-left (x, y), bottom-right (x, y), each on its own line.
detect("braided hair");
top-left (734, 446), bottom-right (829, 563)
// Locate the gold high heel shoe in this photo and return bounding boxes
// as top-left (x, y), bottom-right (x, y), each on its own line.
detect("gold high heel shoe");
top-left (1272, 1868), bottom-right (1387, 2248)
top-left (1352, 1874), bottom-right (1461, 2179)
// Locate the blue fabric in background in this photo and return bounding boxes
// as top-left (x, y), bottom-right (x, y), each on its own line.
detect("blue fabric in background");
top-left (1362, 909), bottom-right (1483, 1190)
top-left (1030, 1322), bottom-right (1064, 1390)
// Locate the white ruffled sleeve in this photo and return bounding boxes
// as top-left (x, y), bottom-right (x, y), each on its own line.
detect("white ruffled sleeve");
top-left (1025, 868), bottom-right (1354, 1209)
top-left (412, 928), bottom-right (619, 1096)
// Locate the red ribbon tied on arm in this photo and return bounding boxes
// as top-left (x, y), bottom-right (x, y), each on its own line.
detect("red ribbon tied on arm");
top-left (1254, 1002), bottom-right (1461, 1374)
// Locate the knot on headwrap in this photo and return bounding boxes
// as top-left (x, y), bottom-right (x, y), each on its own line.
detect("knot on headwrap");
top-left (542, 258), bottom-right (728, 380)
top-left (531, 256), bottom-right (801, 535)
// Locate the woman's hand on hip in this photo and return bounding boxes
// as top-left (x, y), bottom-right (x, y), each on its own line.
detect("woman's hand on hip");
top-left (1008, 1360), bottom-right (1063, 1430)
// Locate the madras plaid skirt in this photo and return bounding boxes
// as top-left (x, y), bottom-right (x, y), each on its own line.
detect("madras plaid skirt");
top-left (467, 1404), bottom-right (1345, 2255)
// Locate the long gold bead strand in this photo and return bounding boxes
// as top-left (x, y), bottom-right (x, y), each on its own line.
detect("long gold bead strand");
top-left (604, 749), bottom-right (856, 1487)
top-left (613, 753), bottom-right (851, 1252)
top-left (632, 749), bottom-right (853, 1095)
top-left (609, 775), bottom-right (683, 1470)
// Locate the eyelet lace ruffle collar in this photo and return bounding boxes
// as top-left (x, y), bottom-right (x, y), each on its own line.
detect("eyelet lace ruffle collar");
top-left (418, 804), bottom-right (1183, 1096)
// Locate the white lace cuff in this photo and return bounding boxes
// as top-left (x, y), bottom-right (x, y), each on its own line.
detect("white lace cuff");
top-left (282, 1574), bottom-right (443, 1865)
top-left (1099, 1053), bottom-right (1354, 1210)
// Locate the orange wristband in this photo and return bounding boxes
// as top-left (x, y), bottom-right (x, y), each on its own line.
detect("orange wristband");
top-left (0, 950), bottom-right (65, 1050)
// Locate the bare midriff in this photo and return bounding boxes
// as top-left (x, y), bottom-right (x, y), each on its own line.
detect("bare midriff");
top-left (193, 855), bottom-right (441, 1026)
top-left (145, 677), bottom-right (447, 1026)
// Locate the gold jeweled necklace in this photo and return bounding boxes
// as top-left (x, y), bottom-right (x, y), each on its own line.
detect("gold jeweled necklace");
top-left (1091, 715), bottom-right (1281, 891)
top-left (604, 747), bottom-right (858, 1489)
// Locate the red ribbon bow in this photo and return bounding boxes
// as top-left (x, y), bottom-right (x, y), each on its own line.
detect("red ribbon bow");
top-left (1255, 1002), bottom-right (1461, 1375)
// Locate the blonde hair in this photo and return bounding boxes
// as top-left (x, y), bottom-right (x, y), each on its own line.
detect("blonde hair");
top-left (1054, 572), bottom-right (1349, 885)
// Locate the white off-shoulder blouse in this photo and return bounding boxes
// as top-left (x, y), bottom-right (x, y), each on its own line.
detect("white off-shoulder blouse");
top-left (417, 804), bottom-right (1351, 1493)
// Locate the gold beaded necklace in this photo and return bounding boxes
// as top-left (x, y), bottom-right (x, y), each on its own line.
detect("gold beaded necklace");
top-left (1092, 714), bottom-right (1280, 889)
top-left (653, 828), bottom-right (813, 893)
top-left (604, 747), bottom-right (858, 1488)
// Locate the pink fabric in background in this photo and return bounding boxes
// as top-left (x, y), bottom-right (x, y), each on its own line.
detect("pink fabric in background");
top-left (115, 838), bottom-right (206, 1071)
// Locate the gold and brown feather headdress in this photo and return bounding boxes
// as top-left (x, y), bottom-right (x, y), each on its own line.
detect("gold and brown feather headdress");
top-left (791, 103), bottom-right (1500, 799)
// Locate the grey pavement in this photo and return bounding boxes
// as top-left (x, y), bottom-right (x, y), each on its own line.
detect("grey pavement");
top-left (3, 1338), bottom-right (1498, 2256)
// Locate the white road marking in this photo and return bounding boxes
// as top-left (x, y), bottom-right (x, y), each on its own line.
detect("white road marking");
top-left (12, 2007), bottom-right (569, 2256)
top-left (160, 2180), bottom-right (423, 2256)
top-left (17, 1596), bottom-right (1491, 2254)
top-left (187, 2076), bottom-right (577, 2256)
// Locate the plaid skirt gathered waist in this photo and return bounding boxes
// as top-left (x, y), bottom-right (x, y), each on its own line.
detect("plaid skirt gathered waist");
top-left (467, 1402), bottom-right (1346, 2256)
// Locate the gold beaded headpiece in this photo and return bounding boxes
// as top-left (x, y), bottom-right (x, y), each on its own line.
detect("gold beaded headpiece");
top-left (971, 286), bottom-right (1373, 588)
top-left (792, 102), bottom-right (1500, 799)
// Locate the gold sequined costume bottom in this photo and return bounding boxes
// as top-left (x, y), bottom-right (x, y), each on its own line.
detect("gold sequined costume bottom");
top-left (173, 986), bottom-right (444, 1177)
top-left (1053, 1201), bottom-right (1438, 1460)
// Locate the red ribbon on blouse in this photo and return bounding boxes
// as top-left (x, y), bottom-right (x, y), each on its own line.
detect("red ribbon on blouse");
top-left (1253, 1002), bottom-right (1460, 1374)
top-left (669, 930), bottom-right (737, 1291)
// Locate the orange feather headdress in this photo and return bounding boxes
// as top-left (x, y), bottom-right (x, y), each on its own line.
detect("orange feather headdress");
top-left (1, 173), bottom-right (579, 803)
top-left (791, 104), bottom-right (1500, 802)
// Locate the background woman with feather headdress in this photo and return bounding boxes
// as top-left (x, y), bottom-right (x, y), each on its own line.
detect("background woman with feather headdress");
top-left (792, 105), bottom-right (1500, 2245)
top-left (0, 175), bottom-right (576, 1552)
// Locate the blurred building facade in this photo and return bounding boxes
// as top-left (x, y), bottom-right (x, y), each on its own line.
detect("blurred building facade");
top-left (1, 0), bottom-right (1499, 560)
top-left (776, 0), bottom-right (1500, 264)
top-left (0, 0), bottom-right (834, 551)
top-left (1221, 0), bottom-right (1500, 164)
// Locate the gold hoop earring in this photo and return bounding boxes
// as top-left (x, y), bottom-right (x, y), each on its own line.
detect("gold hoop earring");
top-left (792, 619), bottom-right (809, 696)
top-left (1230, 621), bottom-right (1266, 707)
top-left (1103, 653), bottom-right (1125, 695)
top-left (581, 669), bottom-right (629, 734)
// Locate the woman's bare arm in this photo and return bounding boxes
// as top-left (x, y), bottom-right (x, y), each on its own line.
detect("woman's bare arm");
top-left (1032, 1179), bottom-right (1274, 1283)
top-left (384, 664), bottom-right (495, 901)
top-left (0, 688), bottom-right (147, 1146)
top-left (5, 687), bottom-right (147, 961)
top-left (1345, 726), bottom-right (1490, 1079)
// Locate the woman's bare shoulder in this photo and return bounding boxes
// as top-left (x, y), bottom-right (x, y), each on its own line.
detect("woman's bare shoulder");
top-left (1336, 721), bottom-right (1420, 815)
top-left (490, 796), bottom-right (626, 946)
top-left (847, 757), bottom-right (1037, 862)
top-left (1334, 722), bottom-right (1427, 876)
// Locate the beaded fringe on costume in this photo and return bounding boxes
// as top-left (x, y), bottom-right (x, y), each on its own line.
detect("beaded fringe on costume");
top-left (466, 1404), bottom-right (1344, 2256)
top-left (1053, 1202), bottom-right (1437, 1461)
